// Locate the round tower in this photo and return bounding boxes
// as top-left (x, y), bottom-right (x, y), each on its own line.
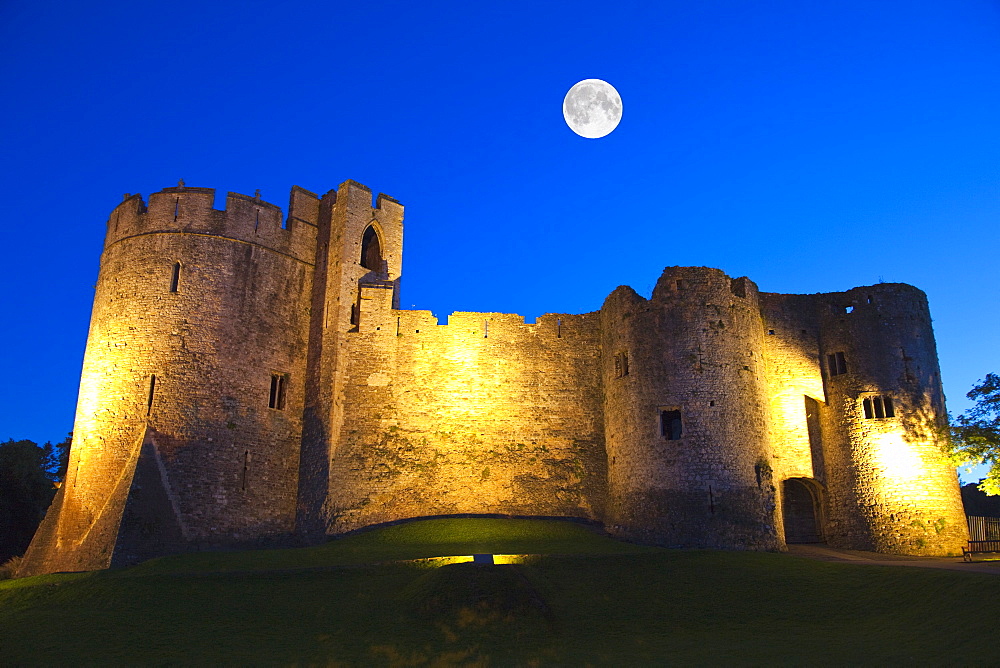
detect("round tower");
top-left (21, 185), bottom-right (316, 574)
top-left (601, 267), bottom-right (780, 550)
top-left (816, 283), bottom-right (967, 555)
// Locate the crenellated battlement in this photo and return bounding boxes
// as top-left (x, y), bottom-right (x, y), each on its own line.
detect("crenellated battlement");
top-left (17, 180), bottom-right (967, 579)
top-left (103, 185), bottom-right (320, 264)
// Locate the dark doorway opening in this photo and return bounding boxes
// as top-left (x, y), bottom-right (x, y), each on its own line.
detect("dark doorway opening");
top-left (782, 478), bottom-right (823, 544)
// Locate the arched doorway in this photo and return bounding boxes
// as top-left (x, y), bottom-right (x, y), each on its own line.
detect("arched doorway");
top-left (782, 478), bottom-right (824, 544)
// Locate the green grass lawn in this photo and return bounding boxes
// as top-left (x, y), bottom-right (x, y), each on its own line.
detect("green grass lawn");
top-left (1, 518), bottom-right (997, 666)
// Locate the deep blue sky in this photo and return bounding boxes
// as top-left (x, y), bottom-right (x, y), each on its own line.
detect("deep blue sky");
top-left (2, 1), bottom-right (998, 480)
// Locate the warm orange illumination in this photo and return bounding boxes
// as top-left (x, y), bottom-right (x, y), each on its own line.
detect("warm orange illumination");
top-left (871, 431), bottom-right (923, 485)
top-left (407, 554), bottom-right (532, 568)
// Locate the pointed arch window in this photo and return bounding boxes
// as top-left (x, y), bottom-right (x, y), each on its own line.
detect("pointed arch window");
top-left (360, 225), bottom-right (382, 270)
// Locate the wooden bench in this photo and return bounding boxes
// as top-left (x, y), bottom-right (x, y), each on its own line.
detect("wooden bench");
top-left (962, 540), bottom-right (1000, 562)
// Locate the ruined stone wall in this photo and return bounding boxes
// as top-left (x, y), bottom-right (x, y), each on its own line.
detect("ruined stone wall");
top-left (20, 179), bottom-right (973, 576)
top-left (759, 294), bottom-right (827, 481)
top-left (297, 181), bottom-right (405, 538)
top-left (19, 186), bottom-right (317, 575)
top-left (812, 284), bottom-right (967, 555)
top-left (601, 268), bottom-right (780, 550)
top-left (326, 300), bottom-right (606, 534)
top-left (758, 293), bottom-right (828, 545)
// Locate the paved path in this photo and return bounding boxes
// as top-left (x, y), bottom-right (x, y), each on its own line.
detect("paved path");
top-left (786, 544), bottom-right (1000, 575)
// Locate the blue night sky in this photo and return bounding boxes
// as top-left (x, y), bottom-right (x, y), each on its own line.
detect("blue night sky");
top-left (1, 1), bottom-right (998, 481)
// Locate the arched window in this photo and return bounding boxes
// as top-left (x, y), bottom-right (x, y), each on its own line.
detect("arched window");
top-left (360, 225), bottom-right (382, 270)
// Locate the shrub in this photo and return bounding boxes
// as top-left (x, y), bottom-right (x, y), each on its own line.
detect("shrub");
top-left (0, 554), bottom-right (23, 580)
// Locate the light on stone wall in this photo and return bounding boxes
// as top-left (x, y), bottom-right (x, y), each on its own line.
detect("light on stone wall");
top-left (872, 431), bottom-right (923, 484)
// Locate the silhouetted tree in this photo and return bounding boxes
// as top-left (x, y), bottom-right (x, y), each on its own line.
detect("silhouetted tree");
top-left (950, 373), bottom-right (1000, 495)
top-left (960, 482), bottom-right (1000, 517)
top-left (0, 439), bottom-right (58, 562)
top-left (44, 432), bottom-right (72, 482)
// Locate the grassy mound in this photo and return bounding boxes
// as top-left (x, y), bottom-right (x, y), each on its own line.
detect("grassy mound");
top-left (122, 517), bottom-right (655, 576)
top-left (2, 517), bottom-right (998, 665)
top-left (402, 562), bottom-right (554, 631)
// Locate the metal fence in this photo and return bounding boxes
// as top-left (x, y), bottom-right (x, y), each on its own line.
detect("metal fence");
top-left (967, 515), bottom-right (1000, 541)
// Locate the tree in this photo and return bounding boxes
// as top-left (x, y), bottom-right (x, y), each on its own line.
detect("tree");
top-left (960, 482), bottom-right (1000, 517)
top-left (949, 373), bottom-right (1000, 495)
top-left (43, 432), bottom-right (72, 482)
top-left (0, 439), bottom-right (58, 562)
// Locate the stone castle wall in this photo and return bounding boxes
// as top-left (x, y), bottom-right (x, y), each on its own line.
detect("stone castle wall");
top-left (328, 305), bottom-right (606, 533)
top-left (602, 268), bottom-right (780, 550)
top-left (806, 284), bottom-right (967, 554)
top-left (17, 180), bottom-right (971, 577)
top-left (21, 185), bottom-right (319, 573)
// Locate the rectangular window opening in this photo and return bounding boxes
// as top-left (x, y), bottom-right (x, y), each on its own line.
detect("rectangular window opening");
top-left (614, 351), bottom-right (629, 378)
top-left (557, 318), bottom-right (562, 338)
top-left (254, 210), bottom-right (260, 234)
top-left (873, 396), bottom-right (885, 419)
top-left (269, 374), bottom-right (287, 410)
top-left (173, 198), bottom-right (179, 221)
top-left (863, 395), bottom-right (895, 419)
top-left (828, 351), bottom-right (848, 376)
top-left (660, 409), bottom-right (682, 440)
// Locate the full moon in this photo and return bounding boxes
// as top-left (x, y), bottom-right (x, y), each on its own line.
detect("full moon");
top-left (562, 79), bottom-right (623, 139)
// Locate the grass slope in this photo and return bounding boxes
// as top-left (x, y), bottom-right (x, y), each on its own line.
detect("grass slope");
top-left (1, 518), bottom-right (997, 666)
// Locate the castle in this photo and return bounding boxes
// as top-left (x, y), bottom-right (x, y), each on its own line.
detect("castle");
top-left (19, 180), bottom-right (968, 576)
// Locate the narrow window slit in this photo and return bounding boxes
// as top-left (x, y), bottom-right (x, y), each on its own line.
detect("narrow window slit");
top-left (173, 198), bottom-right (179, 220)
top-left (873, 396), bottom-right (885, 419)
top-left (147, 374), bottom-right (156, 415)
top-left (269, 374), bottom-right (287, 410)
top-left (241, 450), bottom-right (249, 491)
top-left (557, 318), bottom-right (562, 338)
top-left (170, 262), bottom-right (181, 293)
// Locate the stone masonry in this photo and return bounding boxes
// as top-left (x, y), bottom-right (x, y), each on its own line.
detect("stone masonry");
top-left (18, 180), bottom-right (969, 576)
